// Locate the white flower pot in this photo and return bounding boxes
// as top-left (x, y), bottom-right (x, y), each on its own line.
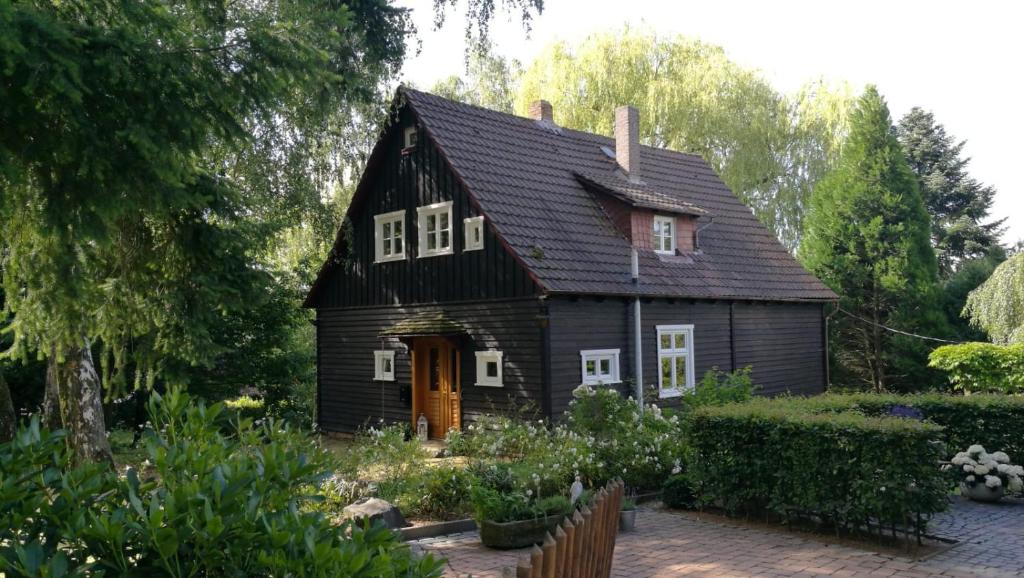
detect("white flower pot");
top-left (961, 482), bottom-right (1005, 503)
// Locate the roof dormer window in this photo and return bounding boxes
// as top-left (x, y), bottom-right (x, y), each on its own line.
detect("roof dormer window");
top-left (653, 215), bottom-right (675, 255)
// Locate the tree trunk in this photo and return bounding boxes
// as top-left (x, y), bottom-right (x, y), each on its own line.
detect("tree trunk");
top-left (42, 352), bottom-right (63, 431)
top-left (0, 372), bottom-right (15, 443)
top-left (55, 343), bottom-right (113, 466)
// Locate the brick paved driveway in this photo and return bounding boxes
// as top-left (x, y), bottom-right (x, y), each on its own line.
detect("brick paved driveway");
top-left (410, 497), bottom-right (1024, 577)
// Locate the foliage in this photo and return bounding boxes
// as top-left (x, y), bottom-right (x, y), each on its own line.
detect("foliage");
top-left (948, 445), bottom-right (1024, 495)
top-left (777, 393), bottom-right (1024, 468)
top-left (0, 389), bottom-right (443, 577)
top-left (395, 465), bottom-right (475, 520)
top-left (940, 249), bottom-right (1007, 342)
top-left (896, 108), bottom-right (1005, 276)
top-left (661, 475), bottom-right (697, 510)
top-left (963, 253), bottom-right (1024, 344)
top-left (431, 42), bottom-right (522, 113)
top-left (688, 399), bottom-right (949, 535)
top-left (800, 86), bottom-right (944, 392)
top-left (929, 343), bottom-right (1024, 393)
top-left (512, 28), bottom-right (854, 250)
top-left (677, 367), bottom-right (757, 412)
top-left (466, 461), bottom-right (573, 523)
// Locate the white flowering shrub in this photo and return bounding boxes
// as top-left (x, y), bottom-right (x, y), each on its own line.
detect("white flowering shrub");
top-left (949, 445), bottom-right (1024, 494)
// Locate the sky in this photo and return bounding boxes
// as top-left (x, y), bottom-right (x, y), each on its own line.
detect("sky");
top-left (396, 0), bottom-right (1022, 245)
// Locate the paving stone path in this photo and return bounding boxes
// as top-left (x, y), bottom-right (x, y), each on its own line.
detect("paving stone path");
top-left (410, 497), bottom-right (1024, 577)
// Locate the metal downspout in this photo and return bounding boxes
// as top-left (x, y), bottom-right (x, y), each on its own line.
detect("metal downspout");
top-left (632, 249), bottom-right (644, 410)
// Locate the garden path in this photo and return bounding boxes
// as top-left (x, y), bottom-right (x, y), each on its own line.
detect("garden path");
top-left (410, 497), bottom-right (1024, 577)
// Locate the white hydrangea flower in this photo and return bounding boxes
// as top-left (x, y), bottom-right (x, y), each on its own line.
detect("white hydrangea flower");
top-left (985, 475), bottom-right (1002, 489)
top-left (992, 451), bottom-right (1011, 464)
top-left (966, 475), bottom-right (976, 483)
top-left (968, 444), bottom-right (986, 456)
top-left (974, 464), bottom-right (991, 475)
top-left (1009, 477), bottom-right (1024, 493)
top-left (1012, 466), bottom-right (1024, 477)
top-left (997, 464), bottom-right (1012, 474)
top-left (963, 464), bottom-right (975, 473)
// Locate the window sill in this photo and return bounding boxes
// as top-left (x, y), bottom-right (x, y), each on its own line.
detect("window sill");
top-left (475, 382), bottom-right (504, 388)
top-left (654, 249), bottom-right (676, 256)
top-left (463, 246), bottom-right (483, 252)
top-left (374, 255), bottom-right (406, 264)
top-left (419, 249), bottom-right (454, 259)
top-left (580, 380), bottom-right (623, 387)
top-left (658, 388), bottom-right (684, 399)
top-left (374, 376), bottom-right (396, 382)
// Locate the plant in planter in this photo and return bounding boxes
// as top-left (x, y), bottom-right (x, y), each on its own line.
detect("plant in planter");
top-left (619, 498), bottom-right (637, 532)
top-left (469, 462), bottom-right (575, 549)
top-left (950, 445), bottom-right (1024, 502)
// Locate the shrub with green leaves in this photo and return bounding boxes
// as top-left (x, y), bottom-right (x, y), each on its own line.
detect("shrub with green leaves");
top-left (928, 342), bottom-right (1024, 393)
top-left (677, 367), bottom-right (757, 412)
top-left (0, 389), bottom-right (443, 577)
top-left (688, 399), bottom-right (949, 535)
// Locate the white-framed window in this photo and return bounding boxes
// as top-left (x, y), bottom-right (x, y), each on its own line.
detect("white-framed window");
top-left (417, 201), bottom-right (454, 257)
top-left (464, 216), bottom-right (485, 252)
top-left (580, 349), bottom-right (621, 386)
top-left (374, 350), bottom-right (396, 381)
top-left (374, 210), bottom-right (406, 263)
top-left (653, 215), bottom-right (676, 255)
top-left (656, 325), bottom-right (695, 397)
top-left (404, 126), bottom-right (418, 148)
top-left (475, 350), bottom-right (503, 387)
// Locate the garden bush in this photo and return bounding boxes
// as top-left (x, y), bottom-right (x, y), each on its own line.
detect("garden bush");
top-left (0, 389), bottom-right (443, 577)
top-left (928, 342), bottom-right (1024, 394)
top-left (676, 367), bottom-right (757, 412)
top-left (794, 393), bottom-right (1024, 462)
top-left (662, 474), bottom-right (696, 509)
top-left (688, 399), bottom-right (949, 536)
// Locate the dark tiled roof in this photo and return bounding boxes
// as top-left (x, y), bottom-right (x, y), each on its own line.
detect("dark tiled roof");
top-left (402, 88), bottom-right (837, 302)
top-left (574, 171), bottom-right (707, 216)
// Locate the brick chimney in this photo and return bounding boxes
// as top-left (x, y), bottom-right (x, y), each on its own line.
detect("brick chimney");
top-left (528, 100), bottom-right (553, 122)
top-left (615, 105), bottom-right (639, 177)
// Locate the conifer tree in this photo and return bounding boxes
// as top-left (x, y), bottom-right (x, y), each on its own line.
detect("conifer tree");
top-left (800, 87), bottom-right (943, 392)
top-left (896, 108), bottom-right (1005, 276)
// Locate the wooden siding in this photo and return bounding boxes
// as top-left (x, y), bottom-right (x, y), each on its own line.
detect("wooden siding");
top-left (546, 297), bottom-right (825, 414)
top-left (316, 298), bottom-right (545, 433)
top-left (312, 106), bottom-right (538, 309)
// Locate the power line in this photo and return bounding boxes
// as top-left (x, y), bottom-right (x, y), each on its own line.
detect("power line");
top-left (836, 307), bottom-right (965, 345)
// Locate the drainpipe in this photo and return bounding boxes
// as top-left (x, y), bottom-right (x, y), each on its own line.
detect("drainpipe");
top-left (632, 248), bottom-right (644, 410)
top-left (823, 302), bottom-right (839, 391)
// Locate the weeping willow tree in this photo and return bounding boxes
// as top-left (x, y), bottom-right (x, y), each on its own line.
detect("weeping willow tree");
top-left (513, 29), bottom-right (854, 250)
top-left (964, 253), bottom-right (1024, 344)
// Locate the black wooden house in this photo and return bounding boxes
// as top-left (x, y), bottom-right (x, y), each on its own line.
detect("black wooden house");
top-left (304, 88), bottom-right (837, 437)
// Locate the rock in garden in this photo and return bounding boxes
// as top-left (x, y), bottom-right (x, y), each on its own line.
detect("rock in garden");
top-left (343, 497), bottom-right (407, 529)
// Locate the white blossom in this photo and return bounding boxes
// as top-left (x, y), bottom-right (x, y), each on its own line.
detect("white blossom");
top-left (968, 444), bottom-right (986, 455)
top-left (992, 451), bottom-right (1011, 464)
top-left (985, 475), bottom-right (1003, 489)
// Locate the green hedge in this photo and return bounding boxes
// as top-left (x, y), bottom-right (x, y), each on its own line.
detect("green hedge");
top-left (795, 393), bottom-right (1024, 461)
top-left (928, 343), bottom-right (1024, 394)
top-left (688, 400), bottom-right (948, 535)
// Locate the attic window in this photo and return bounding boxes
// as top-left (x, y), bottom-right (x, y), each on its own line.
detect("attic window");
top-left (404, 126), bottom-right (418, 149)
top-left (417, 201), bottom-right (454, 257)
top-left (464, 216), bottom-right (484, 252)
top-left (374, 210), bottom-right (406, 263)
top-left (653, 215), bottom-right (676, 255)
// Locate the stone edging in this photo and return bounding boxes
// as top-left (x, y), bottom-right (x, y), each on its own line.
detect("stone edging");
top-left (400, 518), bottom-right (477, 541)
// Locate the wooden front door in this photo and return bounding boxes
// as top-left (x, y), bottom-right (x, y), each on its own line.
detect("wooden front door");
top-left (412, 338), bottom-right (461, 439)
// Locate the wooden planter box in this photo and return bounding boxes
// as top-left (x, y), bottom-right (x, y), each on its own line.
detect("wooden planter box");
top-left (478, 514), bottom-right (565, 550)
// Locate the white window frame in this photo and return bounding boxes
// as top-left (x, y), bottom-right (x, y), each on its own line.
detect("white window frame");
top-left (403, 126), bottom-right (418, 148)
top-left (464, 216), bottom-right (485, 252)
top-left (653, 215), bottom-right (676, 255)
top-left (374, 350), bottom-right (396, 381)
top-left (475, 350), bottom-right (503, 387)
top-left (373, 210), bottom-right (406, 263)
top-left (656, 324), bottom-right (695, 398)
top-left (580, 349), bottom-right (621, 386)
top-left (417, 201), bottom-right (454, 258)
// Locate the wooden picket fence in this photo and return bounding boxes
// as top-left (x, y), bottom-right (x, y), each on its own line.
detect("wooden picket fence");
top-left (513, 479), bottom-right (625, 578)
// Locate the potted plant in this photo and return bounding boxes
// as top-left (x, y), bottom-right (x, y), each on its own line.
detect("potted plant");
top-left (950, 445), bottom-right (1024, 502)
top-left (471, 485), bottom-right (572, 549)
top-left (619, 499), bottom-right (637, 532)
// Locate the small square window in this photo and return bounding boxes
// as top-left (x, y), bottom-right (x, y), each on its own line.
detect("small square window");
top-left (580, 349), bottom-right (621, 386)
top-left (374, 350), bottom-right (396, 381)
top-left (475, 350), bottom-right (503, 387)
top-left (464, 216), bottom-right (485, 252)
top-left (404, 126), bottom-right (418, 149)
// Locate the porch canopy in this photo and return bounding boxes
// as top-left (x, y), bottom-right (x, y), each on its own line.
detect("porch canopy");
top-left (378, 312), bottom-right (467, 339)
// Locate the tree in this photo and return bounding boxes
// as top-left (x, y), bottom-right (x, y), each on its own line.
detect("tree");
top-left (1, 1), bottom-right (543, 464)
top-left (800, 87), bottom-right (942, 392)
top-left (963, 253), bottom-right (1024, 344)
top-left (512, 29), bottom-right (855, 250)
top-left (896, 108), bottom-right (1005, 276)
top-left (432, 43), bottom-right (522, 113)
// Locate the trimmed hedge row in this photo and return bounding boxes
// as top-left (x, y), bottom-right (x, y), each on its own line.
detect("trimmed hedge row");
top-left (928, 343), bottom-right (1024, 394)
top-left (688, 400), bottom-right (949, 535)
top-left (795, 393), bottom-right (1024, 461)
